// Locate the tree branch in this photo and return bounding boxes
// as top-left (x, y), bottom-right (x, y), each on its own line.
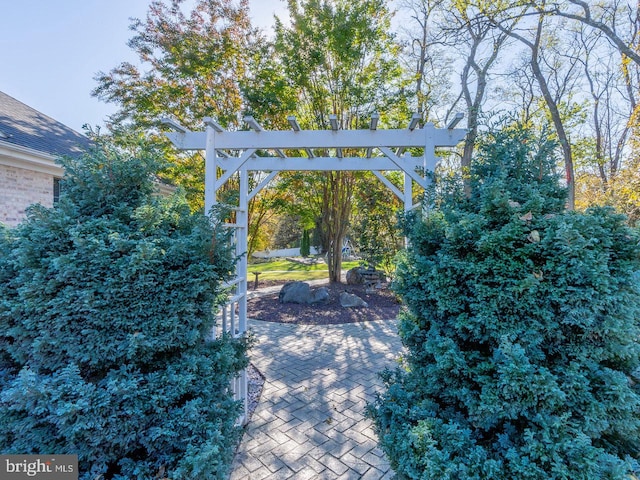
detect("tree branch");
top-left (547, 0), bottom-right (640, 65)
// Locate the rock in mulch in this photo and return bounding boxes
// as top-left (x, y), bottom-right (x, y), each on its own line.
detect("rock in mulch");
top-left (346, 267), bottom-right (365, 285)
top-left (279, 281), bottom-right (329, 304)
top-left (339, 291), bottom-right (369, 308)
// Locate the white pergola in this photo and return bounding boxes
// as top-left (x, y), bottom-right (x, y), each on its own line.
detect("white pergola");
top-left (163, 113), bottom-right (466, 423)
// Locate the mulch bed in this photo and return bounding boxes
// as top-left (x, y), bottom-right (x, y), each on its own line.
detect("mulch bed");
top-left (247, 280), bottom-right (403, 325)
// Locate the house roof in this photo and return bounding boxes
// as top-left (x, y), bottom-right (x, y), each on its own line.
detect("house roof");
top-left (0, 91), bottom-right (91, 158)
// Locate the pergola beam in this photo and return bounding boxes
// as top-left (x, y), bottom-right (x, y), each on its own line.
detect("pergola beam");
top-left (288, 116), bottom-right (315, 158)
top-left (165, 127), bottom-right (466, 151)
top-left (379, 147), bottom-right (429, 189)
top-left (397, 112), bottom-right (423, 156)
top-left (447, 112), bottom-right (464, 129)
top-left (249, 171), bottom-right (279, 200)
top-left (367, 113), bottom-right (379, 158)
top-left (244, 116), bottom-right (287, 158)
top-left (329, 115), bottom-right (343, 157)
top-left (287, 116), bottom-right (301, 131)
top-left (408, 112), bottom-right (421, 131)
top-left (329, 115), bottom-right (339, 131)
top-left (213, 155), bottom-right (425, 171)
top-left (160, 117), bottom-right (188, 133)
top-left (203, 117), bottom-right (224, 132)
top-left (214, 148), bottom-right (257, 191)
top-left (373, 171), bottom-right (403, 199)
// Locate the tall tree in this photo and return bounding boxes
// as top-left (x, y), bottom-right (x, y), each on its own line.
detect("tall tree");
top-left (490, 1), bottom-right (579, 209)
top-left (396, 0), bottom-right (452, 123)
top-left (94, 0), bottom-right (255, 129)
top-left (272, 0), bottom-right (403, 282)
top-left (398, 0), bottom-right (638, 217)
top-left (93, 0), bottom-right (259, 212)
top-left (573, 19), bottom-right (640, 224)
top-left (443, 1), bottom-right (519, 173)
top-left (93, 0), bottom-right (291, 264)
top-left (575, 23), bottom-right (635, 189)
top-left (351, 171), bottom-right (404, 277)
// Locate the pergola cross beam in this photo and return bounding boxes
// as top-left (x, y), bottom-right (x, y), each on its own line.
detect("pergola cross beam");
top-left (163, 118), bottom-right (466, 212)
top-left (165, 126), bottom-right (466, 153)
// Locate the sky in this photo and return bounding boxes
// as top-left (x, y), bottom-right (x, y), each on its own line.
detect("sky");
top-left (0, 0), bottom-right (289, 133)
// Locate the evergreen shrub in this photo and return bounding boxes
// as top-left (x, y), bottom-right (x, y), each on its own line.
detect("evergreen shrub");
top-left (368, 127), bottom-right (640, 479)
top-left (300, 229), bottom-right (311, 257)
top-left (0, 146), bottom-right (251, 479)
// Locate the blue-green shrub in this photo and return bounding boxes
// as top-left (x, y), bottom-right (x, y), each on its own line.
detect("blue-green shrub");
top-left (368, 127), bottom-right (640, 479)
top-left (0, 146), bottom-right (250, 479)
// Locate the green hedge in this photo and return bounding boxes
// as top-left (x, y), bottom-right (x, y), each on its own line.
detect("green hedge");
top-left (368, 127), bottom-right (640, 479)
top-left (0, 146), bottom-right (250, 479)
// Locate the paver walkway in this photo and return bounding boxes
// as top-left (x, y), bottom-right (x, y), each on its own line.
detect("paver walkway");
top-left (230, 318), bottom-right (404, 479)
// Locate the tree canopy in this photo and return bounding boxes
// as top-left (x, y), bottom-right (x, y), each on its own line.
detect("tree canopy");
top-left (92, 0), bottom-right (640, 274)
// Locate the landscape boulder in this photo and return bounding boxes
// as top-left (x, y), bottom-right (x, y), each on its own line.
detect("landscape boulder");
top-left (347, 266), bottom-right (386, 289)
top-left (346, 267), bottom-right (365, 285)
top-left (312, 286), bottom-right (330, 303)
top-left (279, 281), bottom-right (329, 304)
top-left (339, 292), bottom-right (369, 308)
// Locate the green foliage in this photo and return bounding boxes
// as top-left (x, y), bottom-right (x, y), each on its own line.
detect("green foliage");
top-left (0, 146), bottom-right (250, 479)
top-left (92, 0), bottom-right (258, 212)
top-left (352, 172), bottom-right (404, 276)
top-left (300, 229), bottom-right (311, 257)
top-left (272, 214), bottom-right (303, 249)
top-left (241, 41), bottom-right (298, 130)
top-left (93, 0), bottom-right (255, 130)
top-left (275, 0), bottom-right (404, 129)
top-left (368, 126), bottom-right (640, 479)
top-left (577, 156), bottom-right (640, 228)
top-left (269, 0), bottom-right (406, 282)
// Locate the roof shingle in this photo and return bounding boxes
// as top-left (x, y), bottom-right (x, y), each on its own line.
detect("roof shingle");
top-left (0, 91), bottom-right (91, 158)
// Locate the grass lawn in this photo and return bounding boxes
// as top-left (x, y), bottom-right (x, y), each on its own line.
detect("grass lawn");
top-left (247, 258), bottom-right (361, 282)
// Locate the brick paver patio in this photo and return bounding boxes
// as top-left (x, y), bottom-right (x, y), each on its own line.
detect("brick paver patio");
top-left (230, 318), bottom-right (404, 479)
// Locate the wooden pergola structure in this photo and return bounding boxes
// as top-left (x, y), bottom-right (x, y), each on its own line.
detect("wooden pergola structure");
top-left (164, 113), bottom-right (466, 423)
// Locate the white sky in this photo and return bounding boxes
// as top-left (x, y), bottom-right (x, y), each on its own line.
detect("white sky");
top-left (0, 0), bottom-right (288, 132)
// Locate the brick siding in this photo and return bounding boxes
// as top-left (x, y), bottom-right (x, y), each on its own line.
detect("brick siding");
top-left (0, 163), bottom-right (55, 227)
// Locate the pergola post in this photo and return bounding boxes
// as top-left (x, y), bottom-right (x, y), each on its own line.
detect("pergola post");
top-left (424, 122), bottom-right (436, 175)
top-left (204, 118), bottom-right (219, 213)
top-left (403, 172), bottom-right (412, 248)
top-left (235, 167), bottom-right (249, 422)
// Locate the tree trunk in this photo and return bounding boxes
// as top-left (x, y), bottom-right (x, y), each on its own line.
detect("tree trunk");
top-left (529, 18), bottom-right (575, 210)
top-left (322, 171), bottom-right (353, 283)
top-left (457, 12), bottom-right (510, 197)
